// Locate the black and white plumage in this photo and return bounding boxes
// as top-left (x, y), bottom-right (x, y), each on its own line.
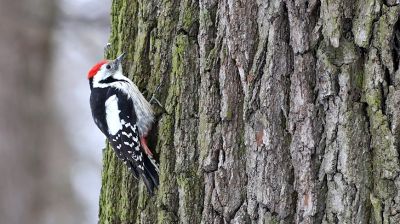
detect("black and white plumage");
top-left (88, 53), bottom-right (159, 194)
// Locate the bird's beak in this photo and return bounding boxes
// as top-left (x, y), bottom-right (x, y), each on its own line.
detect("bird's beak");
top-left (113, 52), bottom-right (125, 68)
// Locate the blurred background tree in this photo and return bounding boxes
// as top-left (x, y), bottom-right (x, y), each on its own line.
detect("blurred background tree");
top-left (0, 0), bottom-right (109, 223)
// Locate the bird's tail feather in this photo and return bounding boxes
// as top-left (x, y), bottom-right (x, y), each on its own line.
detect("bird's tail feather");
top-left (141, 154), bottom-right (159, 195)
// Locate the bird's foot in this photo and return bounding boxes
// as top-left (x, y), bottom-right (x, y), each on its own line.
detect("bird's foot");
top-left (140, 137), bottom-right (154, 157)
top-left (104, 42), bottom-right (111, 52)
top-left (149, 96), bottom-right (163, 108)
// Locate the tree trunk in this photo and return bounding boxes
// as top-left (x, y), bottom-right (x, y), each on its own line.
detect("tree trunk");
top-left (99, 0), bottom-right (400, 223)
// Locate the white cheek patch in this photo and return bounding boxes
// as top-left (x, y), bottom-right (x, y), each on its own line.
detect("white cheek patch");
top-left (105, 95), bottom-right (122, 135)
top-left (94, 69), bottom-right (106, 82)
top-left (92, 67), bottom-right (112, 88)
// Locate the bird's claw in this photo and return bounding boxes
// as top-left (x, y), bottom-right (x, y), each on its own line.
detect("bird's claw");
top-left (149, 96), bottom-right (163, 108)
top-left (104, 43), bottom-right (112, 56)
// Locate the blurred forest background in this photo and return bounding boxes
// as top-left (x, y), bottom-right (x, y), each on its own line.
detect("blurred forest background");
top-left (0, 0), bottom-right (110, 223)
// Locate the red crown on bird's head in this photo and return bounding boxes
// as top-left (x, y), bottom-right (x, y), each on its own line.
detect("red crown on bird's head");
top-left (87, 60), bottom-right (107, 79)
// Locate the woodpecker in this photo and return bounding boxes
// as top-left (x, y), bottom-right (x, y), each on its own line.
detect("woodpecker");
top-left (87, 53), bottom-right (159, 194)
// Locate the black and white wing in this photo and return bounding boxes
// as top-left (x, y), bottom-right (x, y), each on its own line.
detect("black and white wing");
top-left (104, 88), bottom-right (159, 194)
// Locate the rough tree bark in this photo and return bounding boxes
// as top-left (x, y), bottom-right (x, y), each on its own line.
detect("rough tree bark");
top-left (99, 0), bottom-right (400, 223)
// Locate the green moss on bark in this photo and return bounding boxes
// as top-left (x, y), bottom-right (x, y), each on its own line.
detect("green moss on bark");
top-left (99, 144), bottom-right (139, 224)
top-left (100, 0), bottom-right (202, 222)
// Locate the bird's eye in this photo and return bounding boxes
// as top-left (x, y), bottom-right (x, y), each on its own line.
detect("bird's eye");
top-left (106, 65), bottom-right (111, 69)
